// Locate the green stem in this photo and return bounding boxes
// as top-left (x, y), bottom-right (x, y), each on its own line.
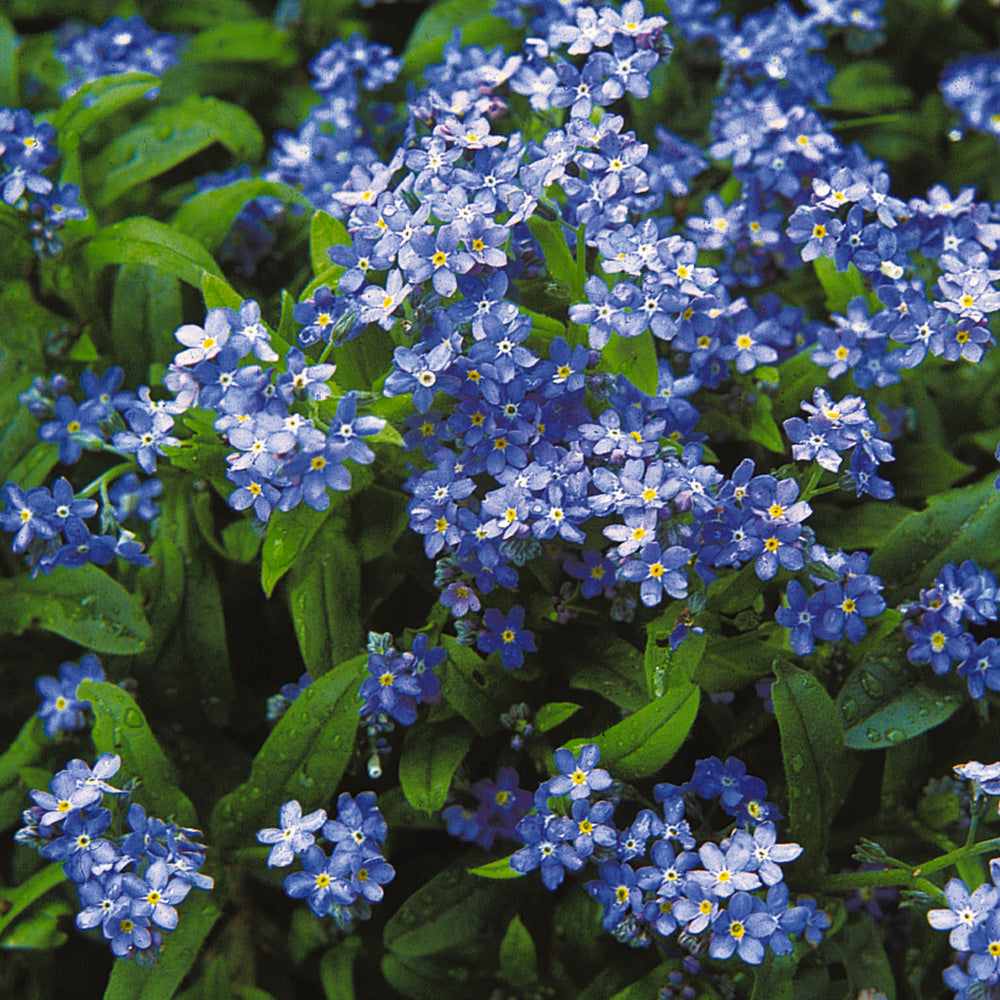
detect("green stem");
top-left (798, 462), bottom-right (825, 504)
top-left (76, 461), bottom-right (136, 500)
top-left (831, 114), bottom-right (905, 130)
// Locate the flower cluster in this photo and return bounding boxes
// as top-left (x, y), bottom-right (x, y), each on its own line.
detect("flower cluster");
top-left (783, 387), bottom-right (895, 498)
top-left (0, 106), bottom-right (87, 255)
top-left (927, 761), bottom-right (1000, 993)
top-left (940, 53), bottom-right (1000, 145)
top-left (358, 632), bottom-right (444, 728)
top-left (508, 745), bottom-right (826, 963)
top-left (256, 793), bottom-right (394, 932)
top-left (35, 653), bottom-right (105, 738)
top-left (164, 301), bottom-right (386, 521)
top-left (55, 15), bottom-right (180, 99)
top-left (16, 753), bottom-right (213, 960)
top-left (903, 560), bottom-right (1000, 697)
top-left (442, 765), bottom-right (533, 850)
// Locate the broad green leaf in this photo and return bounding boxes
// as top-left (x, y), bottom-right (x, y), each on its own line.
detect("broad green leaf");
top-left (888, 441), bottom-right (973, 500)
top-left (174, 179), bottom-right (299, 253)
top-left (565, 632), bottom-right (648, 712)
top-left (352, 485), bottom-right (409, 563)
top-left (286, 521), bottom-right (365, 677)
top-left (0, 564), bottom-right (150, 654)
top-left (868, 475), bottom-right (1000, 604)
top-left (526, 217), bottom-right (581, 297)
top-left (0, 17), bottom-right (16, 107)
top-left (750, 953), bottom-right (798, 1000)
top-left (438, 637), bottom-right (524, 736)
top-left (0, 716), bottom-right (46, 790)
top-left (183, 19), bottom-right (297, 66)
top-left (49, 72), bottom-right (161, 137)
top-left (403, 0), bottom-right (519, 82)
top-left (812, 259), bottom-right (877, 316)
top-left (181, 558), bottom-right (235, 727)
top-left (828, 60), bottom-right (912, 114)
top-left (111, 263), bottom-right (182, 383)
top-left (310, 210), bottom-right (350, 284)
top-left (609, 964), bottom-right (679, 1000)
top-left (771, 346), bottom-right (826, 423)
top-left (198, 956), bottom-right (235, 1000)
top-left (565, 681), bottom-right (699, 781)
top-left (384, 860), bottom-right (520, 961)
top-left (602, 329), bottom-right (658, 397)
top-left (498, 915), bottom-right (538, 993)
top-left (85, 217), bottom-right (224, 288)
top-left (0, 901), bottom-right (71, 949)
top-left (102, 894), bottom-right (221, 1000)
top-left (201, 271), bottom-right (244, 310)
top-left (808, 501), bottom-right (911, 550)
top-left (0, 407), bottom-right (50, 489)
top-left (78, 680), bottom-right (197, 827)
top-left (0, 279), bottom-right (59, 370)
top-left (88, 95), bottom-right (263, 209)
top-left (837, 650), bottom-right (960, 750)
top-left (210, 654), bottom-right (367, 847)
top-left (645, 608), bottom-right (707, 698)
top-left (261, 503), bottom-right (333, 597)
top-left (468, 855), bottom-right (524, 879)
top-left (0, 864), bottom-right (65, 943)
top-left (533, 702), bottom-right (581, 733)
top-left (399, 719), bottom-right (473, 812)
top-left (827, 916), bottom-right (896, 1000)
top-left (320, 939), bottom-right (361, 1000)
top-left (132, 537), bottom-right (186, 670)
top-left (692, 629), bottom-right (785, 692)
top-left (771, 661), bottom-right (846, 876)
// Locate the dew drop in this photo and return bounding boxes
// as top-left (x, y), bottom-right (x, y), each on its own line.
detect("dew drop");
top-left (298, 772), bottom-right (314, 789)
top-left (866, 728), bottom-right (881, 742)
top-left (885, 728), bottom-right (906, 744)
top-left (791, 754), bottom-right (804, 774)
top-left (249, 787), bottom-right (262, 799)
top-left (859, 672), bottom-right (885, 699)
top-left (840, 698), bottom-right (859, 724)
top-left (123, 708), bottom-right (143, 728)
top-left (112, 726), bottom-right (123, 748)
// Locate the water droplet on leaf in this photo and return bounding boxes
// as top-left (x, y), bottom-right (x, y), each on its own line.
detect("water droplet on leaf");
top-left (123, 708), bottom-right (142, 728)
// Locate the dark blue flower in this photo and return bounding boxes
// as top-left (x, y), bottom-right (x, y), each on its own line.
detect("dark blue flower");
top-left (477, 605), bottom-right (536, 669)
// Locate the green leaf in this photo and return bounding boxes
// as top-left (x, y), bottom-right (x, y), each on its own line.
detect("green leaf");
top-left (828, 60), bottom-right (912, 114)
top-left (78, 681), bottom-right (198, 827)
top-left (85, 216), bottom-right (224, 288)
top-left (111, 263), bottom-right (182, 383)
top-left (566, 632), bottom-right (648, 712)
top-left (102, 894), bottom-right (221, 1000)
top-left (201, 271), bottom-right (244, 310)
top-left (48, 72), bottom-right (161, 137)
top-left (0, 564), bottom-right (150, 654)
top-left (837, 650), bottom-right (960, 750)
top-left (320, 939), bottom-right (361, 1000)
top-left (310, 210), bottom-right (349, 284)
top-left (602, 329), bottom-right (658, 396)
top-left (498, 915), bottom-right (538, 993)
top-left (174, 179), bottom-right (299, 254)
top-left (565, 682), bottom-right (699, 781)
top-left (180, 558), bottom-right (235, 727)
top-left (183, 19), bottom-right (297, 66)
top-left (692, 629), bottom-right (786, 693)
top-left (0, 864), bottom-right (66, 944)
top-left (888, 441), bottom-right (973, 500)
top-left (210, 654), bottom-right (367, 847)
top-left (0, 16), bottom-right (18, 107)
top-left (868, 475), bottom-right (1000, 604)
top-left (352, 485), bottom-right (409, 563)
top-left (0, 900), bottom-right (71, 949)
top-left (438, 637), bottom-right (524, 737)
top-left (0, 716), bottom-right (46, 790)
top-left (286, 521), bottom-right (365, 678)
top-left (771, 660), bottom-right (846, 876)
top-left (260, 503), bottom-right (333, 598)
top-left (644, 609), bottom-right (707, 698)
top-left (403, 0), bottom-right (519, 82)
top-left (827, 916), bottom-right (896, 1000)
top-left (750, 953), bottom-right (798, 1000)
top-left (384, 860), bottom-right (520, 961)
top-left (608, 964), bottom-right (678, 1000)
top-left (88, 95), bottom-right (263, 209)
top-left (399, 719), bottom-right (473, 813)
top-left (533, 702), bottom-right (581, 733)
top-left (526, 217), bottom-right (581, 296)
top-left (808, 501), bottom-right (912, 550)
top-left (468, 855), bottom-right (524, 879)
top-left (812, 258), bottom-right (875, 316)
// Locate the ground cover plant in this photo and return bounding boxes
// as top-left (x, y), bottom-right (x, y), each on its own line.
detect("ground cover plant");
top-left (4, 0), bottom-right (1000, 997)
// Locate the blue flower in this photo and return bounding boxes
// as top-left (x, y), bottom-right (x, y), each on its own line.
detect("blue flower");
top-left (283, 844), bottom-right (356, 917)
top-left (509, 811), bottom-right (583, 891)
top-left (35, 654), bottom-right (105, 737)
top-left (257, 800), bottom-right (328, 868)
top-left (477, 605), bottom-right (536, 669)
top-left (547, 744), bottom-right (613, 801)
top-left (122, 858), bottom-right (193, 930)
top-left (585, 860), bottom-right (644, 931)
top-left (709, 890), bottom-right (769, 965)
